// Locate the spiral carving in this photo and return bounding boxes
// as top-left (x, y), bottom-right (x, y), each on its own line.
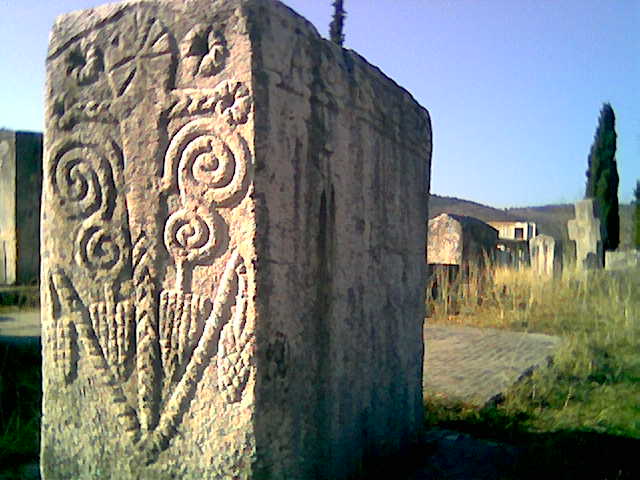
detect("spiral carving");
top-left (161, 119), bottom-right (251, 207)
top-left (76, 224), bottom-right (126, 272)
top-left (184, 136), bottom-right (235, 190)
top-left (164, 208), bottom-right (219, 265)
top-left (50, 141), bottom-right (116, 221)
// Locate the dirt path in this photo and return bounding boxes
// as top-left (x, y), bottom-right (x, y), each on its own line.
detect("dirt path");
top-left (424, 324), bottom-right (561, 406)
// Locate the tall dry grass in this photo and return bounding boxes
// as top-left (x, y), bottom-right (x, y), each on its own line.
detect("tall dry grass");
top-left (426, 261), bottom-right (640, 438)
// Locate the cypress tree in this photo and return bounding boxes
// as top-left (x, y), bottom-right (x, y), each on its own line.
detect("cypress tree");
top-left (329, 0), bottom-right (346, 46)
top-left (585, 103), bottom-right (620, 251)
top-left (634, 180), bottom-right (640, 249)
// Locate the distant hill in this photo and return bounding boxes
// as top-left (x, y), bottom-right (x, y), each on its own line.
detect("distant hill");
top-left (506, 204), bottom-right (574, 244)
top-left (429, 195), bottom-right (635, 250)
top-left (428, 195), bottom-right (521, 223)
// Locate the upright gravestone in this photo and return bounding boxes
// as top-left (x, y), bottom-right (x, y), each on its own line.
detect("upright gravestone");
top-left (529, 234), bottom-right (556, 277)
top-left (567, 199), bottom-right (603, 270)
top-left (41, 1), bottom-right (432, 478)
top-left (0, 130), bottom-right (42, 285)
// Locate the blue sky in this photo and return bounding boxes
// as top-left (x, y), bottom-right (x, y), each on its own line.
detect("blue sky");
top-left (1, 0), bottom-right (638, 207)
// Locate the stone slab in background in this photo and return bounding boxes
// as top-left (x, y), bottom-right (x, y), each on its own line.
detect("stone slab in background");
top-left (41, 0), bottom-right (431, 478)
top-left (427, 213), bottom-right (498, 266)
top-left (0, 130), bottom-right (42, 285)
top-left (568, 199), bottom-right (603, 270)
top-left (605, 250), bottom-right (640, 271)
top-left (423, 325), bottom-right (561, 407)
top-left (529, 234), bottom-right (560, 277)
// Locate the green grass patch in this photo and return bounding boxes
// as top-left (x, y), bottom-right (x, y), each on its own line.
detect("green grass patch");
top-left (426, 265), bottom-right (640, 477)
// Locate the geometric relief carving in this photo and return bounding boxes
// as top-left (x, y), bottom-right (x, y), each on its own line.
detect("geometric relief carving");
top-left (45, 5), bottom-right (255, 463)
top-left (217, 260), bottom-right (254, 404)
top-left (104, 11), bottom-right (173, 98)
top-left (162, 117), bottom-right (251, 208)
top-left (89, 291), bottom-right (135, 381)
top-left (66, 40), bottom-right (103, 86)
top-left (49, 139), bottom-right (118, 222)
top-left (159, 290), bottom-right (212, 386)
top-left (76, 223), bottom-right (128, 272)
top-left (168, 81), bottom-right (252, 124)
top-left (52, 94), bottom-right (116, 131)
top-left (48, 269), bottom-right (141, 441)
top-left (180, 24), bottom-right (228, 78)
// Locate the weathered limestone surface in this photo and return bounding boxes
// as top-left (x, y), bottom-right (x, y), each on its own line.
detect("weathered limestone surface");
top-left (427, 213), bottom-right (497, 266)
top-left (529, 234), bottom-right (557, 277)
top-left (605, 250), bottom-right (640, 271)
top-left (41, 1), bottom-right (431, 479)
top-left (568, 199), bottom-right (603, 270)
top-left (0, 129), bottom-right (42, 285)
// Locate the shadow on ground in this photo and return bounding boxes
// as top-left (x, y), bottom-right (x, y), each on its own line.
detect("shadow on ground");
top-left (1, 337), bottom-right (638, 479)
top-left (0, 341), bottom-right (41, 479)
top-left (416, 404), bottom-right (640, 480)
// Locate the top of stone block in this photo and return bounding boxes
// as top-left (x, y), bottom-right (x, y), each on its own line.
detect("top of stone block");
top-left (48, 0), bottom-right (429, 123)
top-left (431, 213), bottom-right (498, 233)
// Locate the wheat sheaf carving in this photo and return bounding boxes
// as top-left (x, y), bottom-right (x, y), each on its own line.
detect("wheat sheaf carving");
top-left (48, 251), bottom-right (248, 462)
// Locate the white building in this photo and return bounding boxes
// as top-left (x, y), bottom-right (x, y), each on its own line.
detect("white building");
top-left (487, 221), bottom-right (537, 242)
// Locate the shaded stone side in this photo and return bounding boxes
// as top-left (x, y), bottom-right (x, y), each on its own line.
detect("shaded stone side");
top-left (246, 2), bottom-right (430, 478)
top-left (15, 132), bottom-right (43, 284)
top-left (0, 129), bottom-right (42, 285)
top-left (41, 1), bottom-right (431, 479)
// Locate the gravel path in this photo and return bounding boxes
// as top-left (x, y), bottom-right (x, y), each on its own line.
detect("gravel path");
top-left (424, 324), bottom-right (561, 406)
top-left (1, 312), bottom-right (562, 478)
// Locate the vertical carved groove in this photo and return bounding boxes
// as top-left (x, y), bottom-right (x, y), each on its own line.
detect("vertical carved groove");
top-left (56, 315), bottom-right (73, 382)
top-left (217, 260), bottom-right (252, 404)
top-left (133, 232), bottom-right (160, 432)
top-left (48, 273), bottom-right (78, 384)
top-left (159, 290), bottom-right (212, 386)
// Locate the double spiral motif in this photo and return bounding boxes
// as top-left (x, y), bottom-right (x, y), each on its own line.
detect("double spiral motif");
top-left (162, 118), bottom-right (250, 208)
top-left (164, 209), bottom-right (218, 265)
top-left (50, 139), bottom-right (126, 276)
top-left (76, 224), bottom-right (126, 272)
top-left (183, 135), bottom-right (236, 192)
top-left (50, 141), bottom-right (115, 221)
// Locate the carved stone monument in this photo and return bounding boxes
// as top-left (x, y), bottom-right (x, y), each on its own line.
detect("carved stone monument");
top-left (605, 250), bottom-right (640, 271)
top-left (567, 199), bottom-right (603, 270)
top-left (41, 1), bottom-right (432, 478)
top-left (0, 129), bottom-right (42, 285)
top-left (529, 234), bottom-right (557, 277)
top-left (427, 213), bottom-right (498, 266)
